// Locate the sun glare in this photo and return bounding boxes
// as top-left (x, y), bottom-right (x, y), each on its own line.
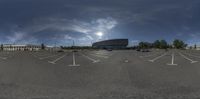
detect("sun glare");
top-left (96, 32), bottom-right (103, 37)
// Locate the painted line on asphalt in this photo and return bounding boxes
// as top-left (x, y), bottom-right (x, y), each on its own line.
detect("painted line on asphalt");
top-left (80, 53), bottom-right (100, 63)
top-left (124, 59), bottom-right (129, 63)
top-left (90, 54), bottom-right (109, 59)
top-left (167, 53), bottom-right (178, 66)
top-left (179, 52), bottom-right (198, 64)
top-left (33, 51), bottom-right (55, 56)
top-left (140, 52), bottom-right (162, 58)
top-left (30, 53), bottom-right (39, 58)
top-left (0, 56), bottom-right (7, 60)
top-left (69, 52), bottom-right (80, 66)
top-left (0, 52), bottom-right (12, 59)
top-left (31, 52), bottom-right (49, 58)
top-left (94, 52), bottom-right (110, 56)
top-left (148, 53), bottom-right (167, 62)
top-left (39, 54), bottom-right (62, 60)
top-left (48, 54), bottom-right (67, 64)
top-left (183, 52), bottom-right (200, 59)
top-left (36, 53), bottom-right (52, 57)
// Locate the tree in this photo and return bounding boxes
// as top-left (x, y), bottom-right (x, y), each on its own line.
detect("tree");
top-left (153, 40), bottom-right (168, 49)
top-left (139, 42), bottom-right (145, 49)
top-left (41, 43), bottom-right (45, 50)
top-left (194, 44), bottom-right (197, 49)
top-left (153, 40), bottom-right (160, 48)
top-left (173, 39), bottom-right (187, 49)
top-left (160, 40), bottom-right (168, 49)
top-left (139, 42), bottom-right (151, 49)
top-left (0, 44), bottom-right (3, 50)
top-left (60, 46), bottom-right (64, 49)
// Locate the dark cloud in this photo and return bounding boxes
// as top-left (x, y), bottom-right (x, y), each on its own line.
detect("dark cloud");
top-left (0, 0), bottom-right (200, 45)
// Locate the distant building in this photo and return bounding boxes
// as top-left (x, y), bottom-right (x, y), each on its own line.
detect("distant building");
top-left (92, 39), bottom-right (128, 49)
top-left (186, 45), bottom-right (200, 50)
top-left (2, 44), bottom-right (41, 51)
top-left (45, 46), bottom-right (61, 51)
top-left (197, 46), bottom-right (200, 50)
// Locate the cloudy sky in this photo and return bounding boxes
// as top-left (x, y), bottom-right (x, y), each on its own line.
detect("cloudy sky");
top-left (0, 0), bottom-right (200, 46)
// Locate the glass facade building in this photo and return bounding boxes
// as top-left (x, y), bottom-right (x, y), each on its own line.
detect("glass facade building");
top-left (92, 39), bottom-right (128, 49)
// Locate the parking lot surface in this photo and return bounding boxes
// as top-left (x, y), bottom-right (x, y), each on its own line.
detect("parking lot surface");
top-left (1, 49), bottom-right (200, 99)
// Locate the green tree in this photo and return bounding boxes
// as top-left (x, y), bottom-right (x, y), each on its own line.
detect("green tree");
top-left (139, 42), bottom-right (145, 49)
top-left (160, 40), bottom-right (168, 49)
top-left (153, 40), bottom-right (160, 48)
top-left (41, 43), bottom-right (45, 50)
top-left (0, 44), bottom-right (3, 50)
top-left (60, 46), bottom-right (64, 49)
top-left (194, 44), bottom-right (197, 49)
top-left (139, 42), bottom-right (151, 49)
top-left (173, 39), bottom-right (187, 49)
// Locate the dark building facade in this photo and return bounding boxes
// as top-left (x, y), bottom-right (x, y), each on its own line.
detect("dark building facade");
top-left (92, 39), bottom-right (128, 49)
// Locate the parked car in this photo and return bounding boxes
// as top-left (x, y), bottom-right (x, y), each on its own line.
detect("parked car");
top-left (136, 49), bottom-right (141, 51)
top-left (106, 49), bottom-right (113, 51)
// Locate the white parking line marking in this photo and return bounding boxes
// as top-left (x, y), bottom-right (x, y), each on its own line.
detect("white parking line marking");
top-left (140, 52), bottom-right (162, 58)
top-left (148, 53), bottom-right (167, 62)
top-left (39, 54), bottom-right (62, 60)
top-left (69, 52), bottom-right (80, 66)
top-left (124, 59), bottom-right (129, 63)
top-left (167, 53), bottom-right (177, 65)
top-left (0, 56), bottom-right (7, 60)
top-left (30, 53), bottom-right (39, 58)
top-left (94, 52), bottom-right (111, 56)
top-left (90, 54), bottom-right (109, 59)
top-left (183, 52), bottom-right (200, 58)
top-left (179, 52), bottom-right (198, 64)
top-left (37, 53), bottom-right (52, 57)
top-left (48, 54), bottom-right (67, 64)
top-left (80, 53), bottom-right (100, 63)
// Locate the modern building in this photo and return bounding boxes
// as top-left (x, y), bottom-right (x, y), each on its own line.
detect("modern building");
top-left (186, 45), bottom-right (200, 50)
top-left (92, 39), bottom-right (128, 49)
top-left (2, 44), bottom-right (41, 51)
top-left (196, 46), bottom-right (200, 50)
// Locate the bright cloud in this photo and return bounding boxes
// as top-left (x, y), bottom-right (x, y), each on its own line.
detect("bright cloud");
top-left (6, 32), bottom-right (26, 43)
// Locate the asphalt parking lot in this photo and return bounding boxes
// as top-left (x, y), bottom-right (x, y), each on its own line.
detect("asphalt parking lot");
top-left (1, 49), bottom-right (200, 99)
